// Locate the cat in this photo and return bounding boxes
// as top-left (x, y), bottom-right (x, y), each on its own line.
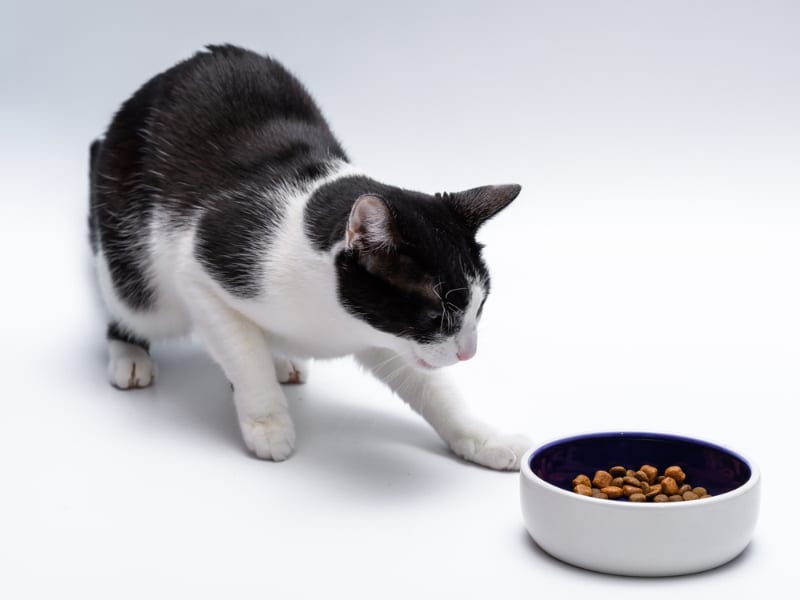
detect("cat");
top-left (89, 44), bottom-right (531, 470)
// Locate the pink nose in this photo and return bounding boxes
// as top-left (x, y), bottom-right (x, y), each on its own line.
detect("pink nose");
top-left (457, 349), bottom-right (476, 361)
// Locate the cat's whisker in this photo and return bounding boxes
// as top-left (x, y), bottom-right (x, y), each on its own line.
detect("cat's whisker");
top-left (370, 351), bottom-right (405, 370)
top-left (373, 349), bottom-right (414, 373)
top-left (417, 378), bottom-right (433, 421)
top-left (368, 352), bottom-right (410, 377)
top-left (432, 281), bottom-right (444, 301)
top-left (445, 302), bottom-right (463, 314)
top-left (445, 286), bottom-right (468, 299)
top-left (396, 372), bottom-right (416, 399)
top-left (444, 304), bottom-right (454, 330)
top-left (384, 360), bottom-right (413, 387)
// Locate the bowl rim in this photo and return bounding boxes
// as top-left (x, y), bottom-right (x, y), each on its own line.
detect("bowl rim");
top-left (521, 430), bottom-right (760, 510)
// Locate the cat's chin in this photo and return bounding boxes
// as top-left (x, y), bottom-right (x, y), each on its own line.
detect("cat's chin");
top-left (408, 348), bottom-right (459, 371)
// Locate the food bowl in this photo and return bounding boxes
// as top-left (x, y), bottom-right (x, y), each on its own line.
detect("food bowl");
top-left (520, 432), bottom-right (760, 576)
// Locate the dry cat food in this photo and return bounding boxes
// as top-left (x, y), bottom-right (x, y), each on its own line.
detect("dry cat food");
top-left (571, 464), bottom-right (712, 502)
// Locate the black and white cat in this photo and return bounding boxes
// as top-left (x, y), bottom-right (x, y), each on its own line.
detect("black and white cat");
top-left (89, 45), bottom-right (530, 470)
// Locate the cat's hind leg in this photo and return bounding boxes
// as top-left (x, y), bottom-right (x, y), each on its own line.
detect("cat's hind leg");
top-left (106, 322), bottom-right (155, 389)
top-left (273, 357), bottom-right (309, 385)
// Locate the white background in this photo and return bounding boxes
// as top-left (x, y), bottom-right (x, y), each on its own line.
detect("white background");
top-left (2, 1), bottom-right (798, 598)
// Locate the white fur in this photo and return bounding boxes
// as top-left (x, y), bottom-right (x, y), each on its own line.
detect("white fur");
top-left (96, 162), bottom-right (531, 469)
top-left (107, 340), bottom-right (155, 389)
top-left (95, 210), bottom-right (193, 341)
top-left (272, 357), bottom-right (308, 384)
top-left (355, 347), bottom-right (530, 470)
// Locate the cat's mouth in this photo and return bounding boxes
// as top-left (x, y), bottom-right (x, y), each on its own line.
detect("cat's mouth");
top-left (414, 357), bottom-right (438, 370)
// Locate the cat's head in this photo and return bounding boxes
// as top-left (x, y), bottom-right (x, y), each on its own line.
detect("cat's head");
top-left (334, 181), bottom-right (521, 370)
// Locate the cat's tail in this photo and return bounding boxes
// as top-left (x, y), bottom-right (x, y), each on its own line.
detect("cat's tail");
top-left (88, 138), bottom-right (103, 254)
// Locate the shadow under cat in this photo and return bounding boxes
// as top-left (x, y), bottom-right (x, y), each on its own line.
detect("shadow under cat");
top-left (92, 339), bottom-right (478, 499)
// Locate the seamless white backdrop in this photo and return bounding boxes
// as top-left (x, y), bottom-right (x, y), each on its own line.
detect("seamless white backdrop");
top-left (1, 1), bottom-right (799, 598)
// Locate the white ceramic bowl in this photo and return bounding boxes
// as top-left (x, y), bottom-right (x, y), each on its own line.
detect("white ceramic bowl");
top-left (520, 432), bottom-right (760, 576)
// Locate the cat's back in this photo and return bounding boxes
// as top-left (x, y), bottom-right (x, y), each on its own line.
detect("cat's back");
top-left (153, 44), bottom-right (345, 162)
top-left (95, 45), bottom-right (346, 212)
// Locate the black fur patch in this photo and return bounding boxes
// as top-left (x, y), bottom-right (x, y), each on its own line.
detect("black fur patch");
top-left (89, 44), bottom-right (348, 303)
top-left (107, 322), bottom-right (150, 352)
top-left (305, 176), bottom-right (491, 343)
top-left (89, 70), bottom-right (166, 310)
top-left (88, 139), bottom-right (102, 254)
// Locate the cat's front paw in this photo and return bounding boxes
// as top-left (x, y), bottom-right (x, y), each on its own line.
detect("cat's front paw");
top-left (449, 427), bottom-right (532, 471)
top-left (240, 411), bottom-right (296, 461)
top-left (107, 344), bottom-right (155, 389)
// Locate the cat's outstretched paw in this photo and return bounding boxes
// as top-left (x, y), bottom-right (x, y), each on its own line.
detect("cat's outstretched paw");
top-left (107, 341), bottom-right (155, 389)
top-left (240, 411), bottom-right (296, 461)
top-left (273, 358), bottom-right (308, 385)
top-left (449, 427), bottom-right (532, 471)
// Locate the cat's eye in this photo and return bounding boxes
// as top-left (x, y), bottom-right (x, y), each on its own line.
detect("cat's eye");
top-left (425, 310), bottom-right (442, 325)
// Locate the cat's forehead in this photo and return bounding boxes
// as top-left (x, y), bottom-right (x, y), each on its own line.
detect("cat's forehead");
top-left (395, 207), bottom-right (488, 286)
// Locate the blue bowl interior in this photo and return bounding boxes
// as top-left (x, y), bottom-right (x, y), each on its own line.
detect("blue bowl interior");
top-left (530, 432), bottom-right (751, 497)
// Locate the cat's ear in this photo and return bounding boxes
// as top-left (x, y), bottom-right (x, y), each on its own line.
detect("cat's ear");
top-left (444, 184), bottom-right (521, 230)
top-left (346, 194), bottom-right (397, 252)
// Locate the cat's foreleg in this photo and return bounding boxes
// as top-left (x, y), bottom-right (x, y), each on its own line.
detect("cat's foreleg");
top-left (355, 348), bottom-right (531, 470)
top-left (185, 286), bottom-right (295, 461)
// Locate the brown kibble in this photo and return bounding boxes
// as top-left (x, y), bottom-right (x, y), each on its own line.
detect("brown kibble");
top-left (623, 476), bottom-right (642, 488)
top-left (640, 464), bottom-right (658, 483)
top-left (622, 485), bottom-right (642, 497)
top-left (572, 464), bottom-right (706, 503)
top-left (645, 484), bottom-right (662, 498)
top-left (664, 466), bottom-right (686, 484)
top-left (572, 474), bottom-right (591, 487)
top-left (593, 470), bottom-right (613, 488)
top-left (601, 486), bottom-right (624, 499)
top-left (661, 476), bottom-right (680, 496)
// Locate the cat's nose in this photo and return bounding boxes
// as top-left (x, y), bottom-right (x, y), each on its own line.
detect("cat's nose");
top-left (457, 330), bottom-right (477, 361)
top-left (456, 350), bottom-right (475, 361)
top-left (456, 344), bottom-right (476, 361)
